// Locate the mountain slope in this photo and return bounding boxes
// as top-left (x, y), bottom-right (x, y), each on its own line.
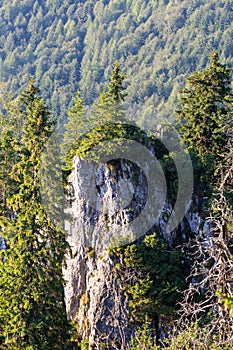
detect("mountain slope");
top-left (80, 0), bottom-right (233, 120)
top-left (0, 0), bottom-right (232, 122)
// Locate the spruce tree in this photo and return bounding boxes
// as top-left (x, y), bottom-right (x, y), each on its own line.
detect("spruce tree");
top-left (105, 60), bottom-right (127, 103)
top-left (86, 61), bottom-right (129, 161)
top-left (62, 61), bottom-right (128, 163)
top-left (176, 53), bottom-right (233, 347)
top-left (61, 91), bottom-right (86, 168)
top-left (0, 87), bottom-right (22, 346)
top-left (94, 60), bottom-right (127, 122)
top-left (177, 51), bottom-right (233, 175)
top-left (0, 80), bottom-right (72, 349)
top-left (0, 130), bottom-right (16, 215)
top-left (0, 88), bottom-right (22, 215)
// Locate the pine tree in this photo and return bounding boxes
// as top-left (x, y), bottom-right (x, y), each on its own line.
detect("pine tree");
top-left (0, 79), bottom-right (72, 349)
top-left (177, 51), bottom-right (233, 175)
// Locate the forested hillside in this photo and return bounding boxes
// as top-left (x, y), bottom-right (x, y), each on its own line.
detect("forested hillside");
top-left (0, 0), bottom-right (232, 122)
top-left (0, 0), bottom-right (97, 119)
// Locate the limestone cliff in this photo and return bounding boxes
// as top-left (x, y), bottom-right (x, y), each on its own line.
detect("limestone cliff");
top-left (63, 155), bottom-right (206, 349)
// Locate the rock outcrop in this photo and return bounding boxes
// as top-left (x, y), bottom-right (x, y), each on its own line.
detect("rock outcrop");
top-left (63, 155), bottom-right (205, 349)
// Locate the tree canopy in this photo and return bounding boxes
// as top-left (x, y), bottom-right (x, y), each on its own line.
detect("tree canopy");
top-left (0, 0), bottom-right (232, 123)
top-left (177, 51), bottom-right (233, 177)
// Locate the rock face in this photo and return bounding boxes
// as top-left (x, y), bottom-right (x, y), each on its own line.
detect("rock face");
top-left (65, 151), bottom-right (166, 244)
top-left (63, 156), bottom-right (156, 348)
top-left (63, 155), bottom-right (205, 349)
top-left (64, 245), bottom-right (131, 349)
top-left (0, 236), bottom-right (6, 250)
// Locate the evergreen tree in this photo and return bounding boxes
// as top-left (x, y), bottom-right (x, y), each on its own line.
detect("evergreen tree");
top-left (177, 51), bottom-right (233, 175)
top-left (62, 61), bottom-right (128, 164)
top-left (175, 62), bottom-right (233, 347)
top-left (0, 80), bottom-right (72, 349)
top-left (61, 90), bottom-right (86, 167)
top-left (0, 87), bottom-right (23, 346)
top-left (85, 61), bottom-right (130, 161)
top-left (0, 130), bottom-right (16, 219)
top-left (105, 60), bottom-right (127, 103)
top-left (0, 87), bottom-right (22, 215)
top-left (94, 60), bottom-right (127, 122)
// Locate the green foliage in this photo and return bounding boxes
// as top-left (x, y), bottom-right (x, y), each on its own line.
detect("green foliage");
top-left (165, 322), bottom-right (233, 350)
top-left (62, 62), bottom-right (144, 165)
top-left (217, 291), bottom-right (233, 317)
top-left (130, 321), bottom-right (233, 349)
top-left (177, 51), bottom-right (233, 177)
top-left (112, 233), bottom-right (187, 334)
top-left (0, 0), bottom-right (96, 120)
top-left (79, 0), bottom-right (233, 121)
top-left (130, 322), bottom-right (158, 350)
top-left (61, 90), bottom-right (86, 168)
top-left (79, 339), bottom-right (89, 350)
top-left (70, 122), bottom-right (145, 163)
top-left (106, 60), bottom-right (127, 103)
top-left (0, 43), bottom-right (232, 348)
top-left (0, 85), bottom-right (24, 249)
top-left (159, 153), bottom-right (178, 206)
top-left (0, 80), bottom-right (72, 349)
top-left (1, 1), bottom-right (233, 122)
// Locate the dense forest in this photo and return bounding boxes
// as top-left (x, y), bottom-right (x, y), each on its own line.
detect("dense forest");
top-left (0, 0), bottom-right (233, 349)
top-left (0, 0), bottom-right (233, 122)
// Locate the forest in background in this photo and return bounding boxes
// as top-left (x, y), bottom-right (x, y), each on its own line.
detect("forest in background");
top-left (0, 0), bottom-right (233, 123)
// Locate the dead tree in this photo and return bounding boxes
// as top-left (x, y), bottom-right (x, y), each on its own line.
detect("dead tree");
top-left (177, 146), bottom-right (233, 346)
